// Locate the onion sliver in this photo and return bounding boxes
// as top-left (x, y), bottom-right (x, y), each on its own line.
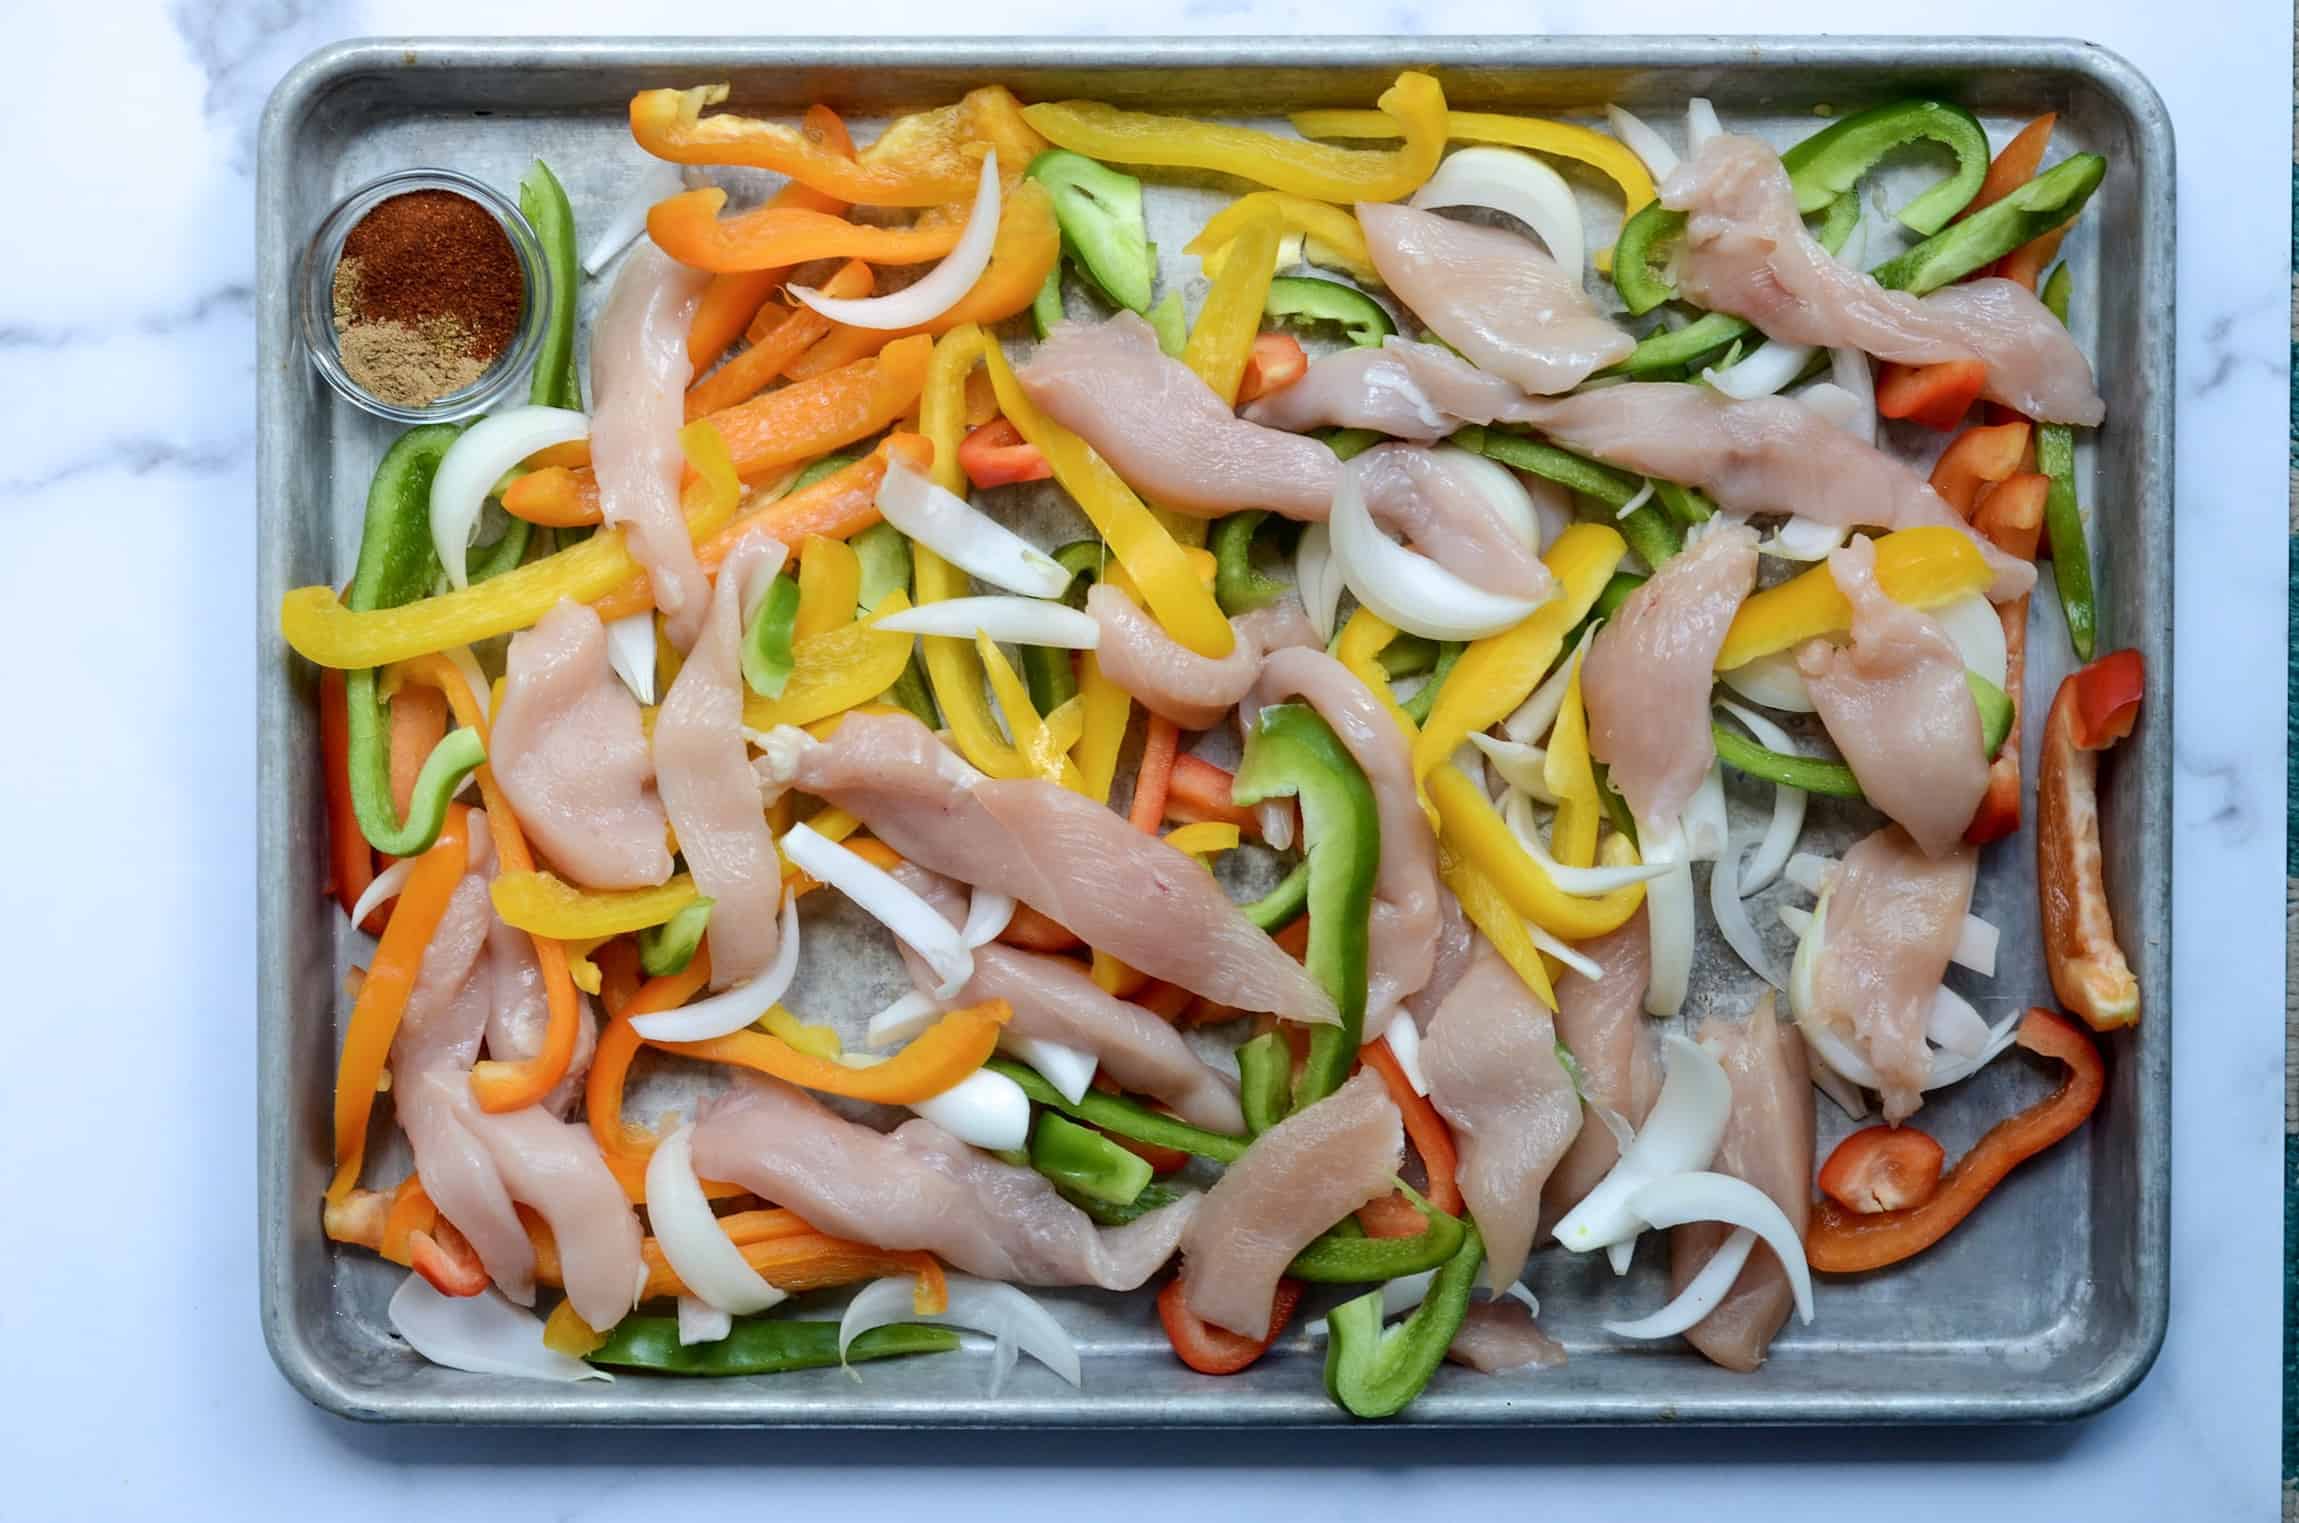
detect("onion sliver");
top-left (1294, 521), bottom-right (1343, 645)
top-left (794, 153), bottom-right (1002, 330)
top-left (1926, 985), bottom-right (1992, 1058)
top-left (1627, 1172), bottom-right (1814, 1325)
top-left (1524, 472), bottom-right (1574, 550)
top-left (1473, 737), bottom-right (1555, 802)
top-left (1792, 380), bottom-right (1867, 436)
top-left (1805, 1031), bottom-right (1870, 1120)
top-left (348, 857), bottom-right (415, 932)
top-left (387, 1275), bottom-right (611, 1382)
top-left (1523, 917), bottom-right (1603, 982)
top-left (1714, 702), bottom-right (1809, 891)
top-left (1501, 625), bottom-right (1594, 742)
top-left (1683, 762), bottom-right (1730, 862)
top-left (873, 596), bottom-right (1100, 649)
top-left (1953, 914), bottom-right (2000, 978)
top-left (1639, 823), bottom-right (1695, 1017)
top-left (1604, 105), bottom-right (1678, 179)
top-left (1933, 593), bottom-right (2009, 691)
top-left (1330, 457), bottom-right (1541, 641)
top-left (1504, 791), bottom-right (1672, 894)
top-left (1378, 1012), bottom-right (1431, 1096)
top-left (876, 460), bottom-right (1071, 598)
top-left (628, 891), bottom-right (801, 1041)
top-left (781, 823), bottom-right (973, 998)
top-left (1757, 514), bottom-right (1850, 563)
top-left (1704, 341), bottom-right (1818, 400)
top-left (1611, 476), bottom-right (1655, 522)
top-left (677, 1297), bottom-right (733, 1346)
top-left (865, 990), bottom-right (943, 1049)
top-left (1603, 1226), bottom-right (1754, 1339)
top-left (604, 610), bottom-right (658, 705)
top-left (430, 406), bottom-right (589, 591)
top-left (1718, 645), bottom-right (1816, 712)
top-left (961, 888), bottom-right (1017, 949)
top-left (1411, 145), bottom-right (1585, 278)
top-left (648, 1124), bottom-right (789, 1315)
top-left (1552, 1033), bottom-right (1730, 1255)
top-left (1710, 843), bottom-right (1781, 989)
top-left (1684, 97), bottom-right (1723, 150)
top-left (910, 1067), bottom-right (1032, 1151)
top-left (1829, 346), bottom-right (1877, 445)
top-left (1783, 851), bottom-right (1836, 897)
top-left (839, 1273), bottom-right (1081, 1389)
top-left (1006, 1035), bottom-right (1098, 1104)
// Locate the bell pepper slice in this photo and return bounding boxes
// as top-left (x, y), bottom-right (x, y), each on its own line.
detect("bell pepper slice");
top-left (1025, 149), bottom-right (1155, 313)
top-left (1030, 1112), bottom-right (1153, 1206)
top-left (1286, 106), bottom-right (1656, 215)
top-left (1430, 764), bottom-right (1645, 940)
top-left (1236, 1032), bottom-right (1294, 1135)
top-left (1209, 511), bottom-right (1287, 617)
top-left (587, 1316), bottom-right (956, 1376)
top-left (793, 534), bottom-right (862, 642)
top-left (2036, 286), bottom-right (2099, 660)
top-left (1806, 1009), bottom-right (2104, 1271)
top-left (587, 953), bottom-right (720, 1201)
top-left (519, 160), bottom-right (583, 411)
top-left (1817, 1124), bottom-right (1946, 1214)
top-left (1964, 476), bottom-right (2044, 843)
top-left (684, 261), bottom-right (872, 421)
top-left (638, 898), bottom-right (713, 977)
top-left (318, 670), bottom-right (378, 928)
top-left (1544, 649), bottom-right (1602, 868)
top-left (1322, 1221), bottom-right (1484, 1418)
top-left (739, 570), bottom-right (803, 698)
top-left (1263, 276), bottom-right (1396, 348)
top-left (957, 417), bottom-right (1054, 490)
top-left (1436, 840), bottom-right (1557, 1010)
top-left (1159, 1275), bottom-right (1303, 1375)
top-left (1362, 1038), bottom-right (1461, 1214)
top-left (1711, 724), bottom-right (1863, 799)
top-left (1025, 71), bottom-right (1446, 204)
top-left (1777, 99), bottom-right (1992, 235)
top-left (658, 998), bottom-right (1010, 1105)
top-left (1714, 525), bottom-right (1991, 671)
top-left (1161, 821), bottom-right (1241, 860)
top-left (731, 590), bottom-right (916, 732)
top-left (989, 1058), bottom-right (1250, 1162)
top-left (1186, 191), bottom-right (1380, 285)
top-left (1928, 420), bottom-right (2031, 517)
top-left (1966, 113), bottom-right (2058, 218)
top-left (646, 1228), bottom-right (951, 1315)
top-left (1183, 204), bottom-right (1286, 406)
top-left (1457, 428), bottom-right (1682, 569)
top-left (1877, 357), bottom-right (1990, 430)
top-left (976, 633), bottom-right (1089, 792)
top-left (647, 189), bottom-right (966, 275)
top-left (491, 870), bottom-right (700, 939)
top-left (628, 84), bottom-right (976, 206)
top-left (2039, 650), bottom-right (2144, 1029)
top-left (1234, 331), bottom-right (1309, 406)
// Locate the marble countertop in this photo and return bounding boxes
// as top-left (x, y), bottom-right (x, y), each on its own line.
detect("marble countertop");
top-left (3, 1), bottom-right (2284, 1517)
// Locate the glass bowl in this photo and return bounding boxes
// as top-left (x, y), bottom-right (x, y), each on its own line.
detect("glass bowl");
top-left (298, 168), bottom-right (551, 424)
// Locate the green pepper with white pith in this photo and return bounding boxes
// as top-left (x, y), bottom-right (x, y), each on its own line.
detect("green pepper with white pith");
top-left (1026, 150), bottom-right (1156, 314)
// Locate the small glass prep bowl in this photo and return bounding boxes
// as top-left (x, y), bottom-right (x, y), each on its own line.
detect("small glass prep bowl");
top-left (299, 168), bottom-right (551, 424)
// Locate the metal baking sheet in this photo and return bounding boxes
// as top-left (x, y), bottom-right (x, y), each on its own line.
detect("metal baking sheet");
top-left (256, 35), bottom-right (2174, 1426)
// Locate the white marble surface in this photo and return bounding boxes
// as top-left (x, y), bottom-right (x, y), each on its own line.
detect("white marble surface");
top-left (1, 2), bottom-right (2285, 1517)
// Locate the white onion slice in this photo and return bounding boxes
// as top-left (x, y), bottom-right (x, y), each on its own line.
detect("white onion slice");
top-left (1411, 145), bottom-right (1584, 278)
top-left (628, 891), bottom-right (801, 1041)
top-left (839, 1273), bottom-right (1081, 1390)
top-left (873, 596), bottom-right (1100, 649)
top-left (1638, 823), bottom-right (1695, 1017)
top-left (1684, 97), bottom-right (1723, 150)
top-left (1434, 445), bottom-right (1539, 547)
top-left (1933, 593), bottom-right (2009, 690)
top-left (1829, 346), bottom-right (1877, 445)
top-left (865, 990), bottom-right (943, 1049)
top-left (1926, 985), bottom-right (1992, 1058)
top-left (781, 823), bottom-right (972, 998)
top-left (1471, 736), bottom-right (1555, 801)
top-left (1704, 341), bottom-right (1818, 400)
top-left (1627, 1173), bottom-right (1814, 1325)
top-left (1757, 515), bottom-right (1851, 563)
top-left (347, 857), bottom-right (415, 931)
top-left (1330, 457), bottom-right (1541, 641)
top-left (387, 1276), bottom-right (611, 1382)
top-left (909, 1067), bottom-right (1032, 1151)
top-left (1789, 895), bottom-right (2023, 1091)
top-left (1378, 1014), bottom-right (1431, 1096)
top-left (876, 460), bottom-right (1071, 598)
top-left (1603, 1226), bottom-right (1754, 1339)
top-left (647, 1124), bottom-right (788, 1316)
top-left (1804, 1031), bottom-right (1871, 1120)
top-left (1553, 1034), bottom-right (1730, 1255)
top-left (1500, 625), bottom-right (1595, 743)
top-left (1611, 476), bottom-right (1655, 522)
top-left (961, 888), bottom-right (1016, 949)
top-left (1709, 843), bottom-right (1780, 989)
top-left (604, 611), bottom-right (658, 705)
top-left (429, 406), bottom-right (589, 592)
top-left (1953, 914), bottom-right (2000, 978)
top-left (1718, 645), bottom-right (1817, 711)
top-left (1504, 791), bottom-right (1673, 894)
top-left (1006, 1036), bottom-right (1098, 1104)
top-left (1781, 857), bottom-right (1997, 976)
top-left (1604, 105), bottom-right (1678, 179)
top-left (1783, 851), bottom-right (1836, 897)
top-left (794, 152), bottom-right (1002, 331)
top-left (1713, 702), bottom-right (1809, 891)
top-left (1792, 379), bottom-right (1866, 435)
top-left (1523, 917), bottom-right (1604, 982)
top-left (678, 1297), bottom-right (733, 1345)
top-left (1683, 762), bottom-right (1730, 862)
top-left (1294, 521), bottom-right (1343, 644)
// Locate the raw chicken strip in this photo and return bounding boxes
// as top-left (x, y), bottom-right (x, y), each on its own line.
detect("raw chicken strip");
top-left (590, 244), bottom-right (712, 649)
top-left (765, 710), bottom-right (1334, 1021)
top-left (1447, 1300), bottom-right (1568, 1372)
top-left (654, 534), bottom-right (789, 988)
top-left (1401, 886), bottom-right (1477, 1031)
top-left (1668, 992), bottom-right (1813, 1373)
top-left (491, 599), bottom-right (672, 891)
top-left (1810, 825), bottom-right (1977, 1122)
top-left (1515, 384), bottom-right (2036, 601)
top-left (1664, 134), bottom-right (2104, 425)
top-left (1358, 202), bottom-right (1633, 394)
top-left (481, 907), bottom-right (597, 1119)
top-left (1797, 536), bottom-right (1988, 857)
top-left (893, 864), bottom-right (1245, 1132)
top-left (1422, 942), bottom-right (1584, 1291)
top-left (1354, 443), bottom-right (1554, 601)
top-left (1581, 521), bottom-right (1758, 832)
top-left (690, 1076), bottom-right (1197, 1289)
top-left (1242, 337), bottom-right (1551, 442)
top-left (1016, 312), bottom-right (1340, 518)
top-left (1180, 1069), bottom-right (1402, 1338)
top-left (1085, 583), bottom-right (1264, 729)
top-left (1540, 913), bottom-right (1661, 1230)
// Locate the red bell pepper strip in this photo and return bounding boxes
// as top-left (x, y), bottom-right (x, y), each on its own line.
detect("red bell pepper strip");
top-left (1128, 714), bottom-right (1181, 833)
top-left (1806, 1008), bottom-right (2104, 1272)
top-left (1361, 1038), bottom-right (1461, 1216)
top-left (1927, 420), bottom-right (2029, 517)
top-left (1876, 357), bottom-right (1989, 430)
top-left (2039, 650), bottom-right (2144, 1029)
top-left (957, 417), bottom-right (1055, 490)
top-left (1158, 1274), bottom-right (1303, 1374)
top-left (409, 1219), bottom-right (491, 1298)
top-left (1817, 1125), bottom-right (1946, 1214)
top-left (2067, 646), bottom-right (2143, 749)
top-left (1234, 332), bottom-right (1309, 406)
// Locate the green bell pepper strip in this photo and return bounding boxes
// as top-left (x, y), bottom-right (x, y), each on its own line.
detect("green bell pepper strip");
top-left (1236, 1031), bottom-right (1293, 1134)
top-left (1592, 760), bottom-right (1640, 844)
top-left (1867, 153), bottom-right (2106, 292)
top-left (1264, 275), bottom-right (1396, 347)
top-left (1652, 479), bottom-right (1713, 525)
top-left (1051, 539), bottom-right (1108, 605)
top-left (882, 653), bottom-right (943, 728)
top-left (849, 518), bottom-right (911, 613)
top-left (1966, 670), bottom-right (2014, 757)
top-left (1030, 1112), bottom-right (1153, 1205)
top-left (2037, 265), bottom-right (2097, 660)
top-left (1453, 426), bottom-right (1685, 569)
top-left (1610, 200), bottom-right (1687, 317)
top-left (1321, 427), bottom-right (1386, 461)
top-left (1230, 703), bottom-right (1380, 1108)
top-left (1397, 640), bottom-right (1462, 726)
top-left (1321, 1221), bottom-right (1483, 1418)
top-left (1026, 150), bottom-right (1155, 313)
top-left (1063, 1180), bottom-right (1184, 1226)
top-left (2042, 261), bottom-right (2073, 324)
top-left (465, 516), bottom-right (532, 582)
top-left (519, 160), bottom-right (583, 412)
top-left (988, 1059), bottom-right (1249, 1163)
top-left (1712, 671), bottom-right (2012, 799)
top-left (1239, 859), bottom-right (1310, 931)
top-left (740, 571), bottom-right (802, 698)
top-left (1617, 185), bottom-right (1865, 370)
top-left (1031, 262), bottom-right (1067, 340)
top-left (1593, 571), bottom-right (1646, 621)
top-left (793, 451), bottom-right (862, 492)
top-left (1289, 1184), bottom-right (1467, 1283)
top-left (1146, 291), bottom-right (1187, 357)
top-left (1021, 644), bottom-right (1079, 717)
top-left (1212, 510), bottom-right (1290, 615)
top-left (1779, 100), bottom-right (1991, 234)
top-left (639, 897), bottom-right (714, 976)
top-left (1375, 634), bottom-right (1439, 679)
top-left (584, 1317), bottom-right (958, 1376)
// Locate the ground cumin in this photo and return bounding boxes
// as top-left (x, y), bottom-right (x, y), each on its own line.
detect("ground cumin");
top-left (331, 188), bottom-right (523, 407)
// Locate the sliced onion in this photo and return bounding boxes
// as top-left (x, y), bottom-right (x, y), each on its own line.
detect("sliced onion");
top-left (910, 1067), bottom-right (1032, 1150)
top-left (1782, 856), bottom-right (1996, 976)
top-left (1472, 736), bottom-right (1555, 801)
top-left (1828, 346), bottom-right (1877, 446)
top-left (1552, 1033), bottom-right (1730, 1255)
top-left (1005, 1035), bottom-right (1097, 1104)
top-left (876, 460), bottom-right (1070, 598)
top-left (1704, 341), bottom-right (1818, 400)
top-left (1504, 791), bottom-right (1673, 894)
top-left (1792, 379), bottom-right (1866, 435)
top-left (1790, 894), bottom-right (2023, 1091)
top-left (1626, 1172), bottom-right (1814, 1325)
top-left (347, 857), bottom-right (415, 932)
top-left (1953, 914), bottom-right (2000, 978)
top-left (1758, 515), bottom-right (1851, 563)
top-left (1330, 456), bottom-right (1542, 641)
top-left (604, 610), bottom-right (658, 705)
top-left (1411, 145), bottom-right (1584, 277)
top-left (873, 596), bottom-right (1100, 649)
top-left (678, 1297), bottom-right (733, 1346)
top-left (1501, 625), bottom-right (1595, 742)
top-left (1378, 1013), bottom-right (1431, 1096)
top-left (1683, 762), bottom-right (1729, 862)
top-left (647, 1124), bottom-right (788, 1315)
top-left (839, 1273), bottom-right (1081, 1390)
top-left (628, 891), bottom-right (801, 1041)
top-left (1611, 476), bottom-right (1655, 522)
top-left (1713, 702), bottom-right (1809, 891)
top-left (865, 990), bottom-right (943, 1049)
top-left (1718, 645), bottom-right (1816, 711)
top-left (794, 152), bottom-right (1002, 330)
top-left (1933, 593), bottom-right (2009, 690)
top-left (1523, 917), bottom-right (1603, 982)
top-left (387, 1275), bottom-right (610, 1382)
top-left (1603, 1226), bottom-right (1754, 1339)
top-left (1294, 521), bottom-right (1343, 644)
top-left (1685, 97), bottom-right (1723, 149)
top-left (430, 406), bottom-right (590, 591)
top-left (1926, 985), bottom-right (1992, 1058)
top-left (781, 823), bottom-right (972, 997)
top-left (1639, 823), bottom-right (1695, 1017)
top-left (1434, 445), bottom-right (1539, 546)
top-left (1710, 842), bottom-right (1781, 989)
top-left (1783, 852), bottom-right (1836, 897)
top-left (961, 888), bottom-right (1016, 949)
top-left (1804, 1031), bottom-right (1870, 1120)
top-left (1605, 105), bottom-right (1678, 179)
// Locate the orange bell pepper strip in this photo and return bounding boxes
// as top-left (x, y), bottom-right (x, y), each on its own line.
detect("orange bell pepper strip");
top-left (504, 337), bottom-right (934, 524)
top-left (318, 668), bottom-right (378, 931)
top-left (1164, 753), bottom-right (1262, 834)
top-left (655, 997), bottom-right (1011, 1105)
top-left (686, 106), bottom-right (856, 376)
top-left (327, 806), bottom-right (469, 1204)
top-left (1362, 1037), bottom-right (1461, 1215)
top-left (1158, 1275), bottom-right (1303, 1374)
top-left (387, 684), bottom-right (448, 817)
top-left (1966, 114), bottom-right (2057, 217)
top-left (1875, 357), bottom-right (1988, 430)
top-left (1926, 420), bottom-right (2031, 518)
top-left (1233, 332), bottom-right (1308, 406)
top-left (684, 260), bottom-right (872, 421)
top-left (1127, 716), bottom-right (1182, 834)
top-left (1817, 1125), bottom-right (1946, 1215)
top-left (860, 85), bottom-right (1048, 197)
top-left (1964, 474), bottom-right (2046, 845)
top-left (1806, 1008), bottom-right (2104, 1272)
top-left (629, 84), bottom-right (976, 207)
top-left (641, 1231), bottom-right (950, 1313)
top-left (956, 417), bottom-right (1053, 489)
top-left (2038, 650), bottom-right (2144, 1029)
top-left (998, 904), bottom-right (1079, 953)
top-left (585, 951), bottom-right (736, 1203)
top-left (381, 1173), bottom-right (438, 1263)
top-left (648, 189), bottom-right (971, 275)
top-left (1997, 225), bottom-right (2068, 293)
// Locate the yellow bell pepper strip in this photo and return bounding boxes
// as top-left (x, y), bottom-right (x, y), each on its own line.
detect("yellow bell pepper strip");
top-left (1163, 820), bottom-right (1242, 860)
top-left (976, 632), bottom-right (1090, 792)
top-left (760, 1007), bottom-right (844, 1060)
top-left (1543, 650), bottom-right (1601, 869)
top-left (1073, 651), bottom-right (1132, 805)
top-left (794, 534), bottom-right (863, 642)
top-left (1428, 763), bottom-right (1645, 941)
top-left (491, 870), bottom-right (701, 940)
top-left (542, 1298), bottom-right (608, 1360)
top-left (1185, 192), bottom-right (1380, 285)
top-left (980, 340), bottom-right (1234, 659)
top-left (1184, 204), bottom-right (1286, 406)
top-left (1023, 72), bottom-right (1449, 204)
top-left (1714, 525), bottom-right (1991, 671)
top-left (1411, 521), bottom-right (1625, 782)
top-left (1436, 840), bottom-right (1557, 1011)
top-left (1033, 698), bottom-right (1087, 784)
top-left (740, 590), bottom-right (916, 732)
top-left (328, 807), bottom-right (470, 1204)
top-left (563, 936), bottom-right (610, 996)
top-left (628, 85), bottom-right (976, 207)
top-left (282, 424), bottom-right (741, 671)
top-left (857, 84), bottom-right (1048, 197)
top-left (1285, 107), bottom-right (1658, 215)
top-left (657, 998), bottom-right (1011, 1105)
